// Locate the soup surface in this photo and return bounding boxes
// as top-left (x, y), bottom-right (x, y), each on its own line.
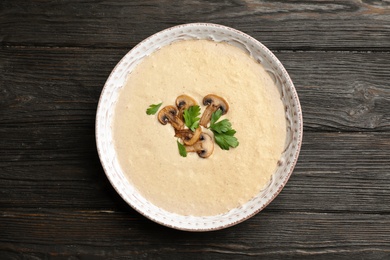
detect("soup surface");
top-left (113, 40), bottom-right (286, 216)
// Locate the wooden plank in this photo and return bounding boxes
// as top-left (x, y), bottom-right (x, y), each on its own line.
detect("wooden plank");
top-left (1, 0), bottom-right (390, 50)
top-left (1, 1), bottom-right (388, 258)
top-left (0, 209), bottom-right (389, 259)
top-left (1, 47), bottom-right (389, 130)
top-left (276, 51), bottom-right (390, 131)
top-left (1, 131), bottom-right (389, 215)
top-left (277, 132), bottom-right (390, 214)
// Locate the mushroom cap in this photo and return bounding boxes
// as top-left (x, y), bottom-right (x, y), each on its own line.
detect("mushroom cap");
top-left (195, 133), bottom-right (214, 158)
top-left (176, 95), bottom-right (197, 110)
top-left (202, 94), bottom-right (229, 115)
top-left (199, 94), bottom-right (230, 127)
top-left (157, 105), bottom-right (178, 125)
top-left (157, 105), bottom-right (185, 131)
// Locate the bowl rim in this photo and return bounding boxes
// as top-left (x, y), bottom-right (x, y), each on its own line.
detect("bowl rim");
top-left (95, 23), bottom-right (303, 232)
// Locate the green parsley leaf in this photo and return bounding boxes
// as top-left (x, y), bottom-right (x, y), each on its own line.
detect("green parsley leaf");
top-left (183, 105), bottom-right (201, 131)
top-left (190, 121), bottom-right (199, 131)
top-left (209, 110), bottom-right (239, 150)
top-left (213, 132), bottom-right (239, 150)
top-left (214, 133), bottom-right (230, 150)
top-left (177, 140), bottom-right (187, 157)
top-left (146, 102), bottom-right (163, 115)
top-left (210, 109), bottom-right (222, 125)
top-left (224, 129), bottom-right (236, 136)
top-left (209, 119), bottom-right (232, 134)
top-left (223, 134), bottom-right (239, 148)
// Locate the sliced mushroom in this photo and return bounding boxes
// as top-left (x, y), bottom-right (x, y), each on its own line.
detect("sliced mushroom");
top-left (175, 94), bottom-right (198, 120)
top-left (174, 129), bottom-right (192, 139)
top-left (157, 105), bottom-right (184, 130)
top-left (199, 94), bottom-right (229, 127)
top-left (185, 132), bottom-right (214, 158)
top-left (174, 127), bottom-right (202, 146)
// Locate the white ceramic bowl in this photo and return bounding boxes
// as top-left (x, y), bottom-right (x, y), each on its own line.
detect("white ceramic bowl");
top-left (96, 23), bottom-right (302, 231)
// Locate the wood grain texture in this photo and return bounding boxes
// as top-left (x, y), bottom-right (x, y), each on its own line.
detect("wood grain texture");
top-left (1, 209), bottom-right (389, 259)
top-left (1, 0), bottom-right (390, 259)
top-left (1, 131), bottom-right (389, 214)
top-left (277, 51), bottom-right (390, 131)
top-left (0, 0), bottom-right (390, 50)
top-left (1, 47), bottom-right (389, 131)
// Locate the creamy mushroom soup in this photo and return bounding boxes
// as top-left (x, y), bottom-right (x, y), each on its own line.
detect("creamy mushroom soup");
top-left (113, 40), bottom-right (286, 216)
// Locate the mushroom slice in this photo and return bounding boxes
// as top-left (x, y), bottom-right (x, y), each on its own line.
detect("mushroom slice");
top-left (199, 94), bottom-right (229, 127)
top-left (157, 105), bottom-right (184, 130)
top-left (175, 94), bottom-right (198, 120)
top-left (174, 127), bottom-right (202, 146)
top-left (185, 132), bottom-right (214, 158)
top-left (183, 127), bottom-right (202, 146)
top-left (174, 129), bottom-right (192, 139)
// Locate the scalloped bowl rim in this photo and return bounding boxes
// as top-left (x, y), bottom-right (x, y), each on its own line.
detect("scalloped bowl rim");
top-left (95, 23), bottom-right (303, 231)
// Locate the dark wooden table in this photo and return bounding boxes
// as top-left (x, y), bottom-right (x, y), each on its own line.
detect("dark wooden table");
top-left (1, 1), bottom-right (390, 259)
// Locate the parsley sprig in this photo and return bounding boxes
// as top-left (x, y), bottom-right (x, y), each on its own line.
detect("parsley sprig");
top-left (183, 105), bottom-right (201, 131)
top-left (209, 110), bottom-right (239, 150)
top-left (146, 102), bottom-right (163, 115)
top-left (147, 98), bottom-right (238, 157)
top-left (177, 140), bottom-right (187, 157)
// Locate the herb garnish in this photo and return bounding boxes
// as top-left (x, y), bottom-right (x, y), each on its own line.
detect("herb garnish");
top-left (146, 102), bottom-right (163, 115)
top-left (209, 110), bottom-right (239, 150)
top-left (148, 94), bottom-right (238, 158)
top-left (183, 105), bottom-right (201, 131)
top-left (177, 140), bottom-right (187, 157)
